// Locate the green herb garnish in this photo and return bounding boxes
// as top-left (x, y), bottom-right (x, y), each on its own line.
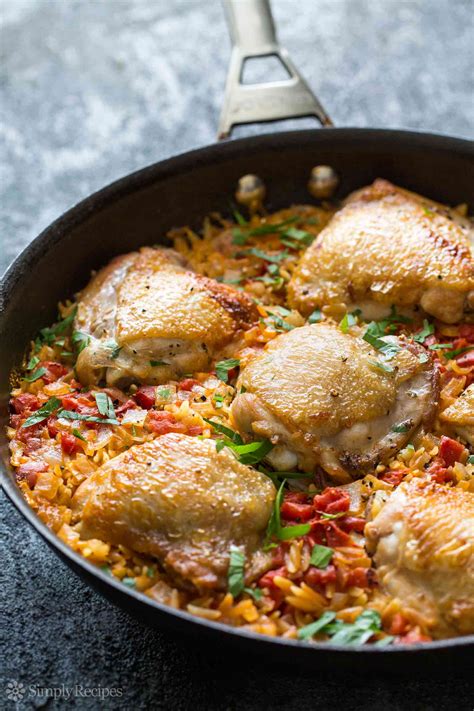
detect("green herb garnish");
top-left (58, 410), bottom-right (118, 426)
top-left (298, 611), bottom-right (337, 640)
top-left (72, 330), bottom-right (91, 353)
top-left (308, 309), bottom-right (322, 324)
top-left (72, 428), bottom-right (87, 442)
top-left (391, 421), bottom-right (412, 433)
top-left (265, 479), bottom-right (311, 546)
top-left (368, 359), bottom-right (394, 374)
top-left (26, 355), bottom-right (40, 371)
top-left (228, 545), bottom-right (245, 597)
top-left (21, 397), bottom-right (61, 428)
top-left (309, 544), bottom-right (333, 569)
top-left (93, 392), bottom-right (116, 419)
top-left (215, 358), bottom-right (240, 383)
top-left (414, 319), bottom-right (434, 344)
top-left (24, 367), bottom-right (47, 382)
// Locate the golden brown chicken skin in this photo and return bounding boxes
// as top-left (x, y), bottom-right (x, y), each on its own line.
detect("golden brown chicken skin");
top-left (72, 433), bottom-right (275, 591)
top-left (288, 180), bottom-right (474, 324)
top-left (440, 384), bottom-right (474, 445)
top-left (231, 322), bottom-right (438, 482)
top-left (74, 247), bottom-right (257, 387)
top-left (366, 478), bottom-right (474, 638)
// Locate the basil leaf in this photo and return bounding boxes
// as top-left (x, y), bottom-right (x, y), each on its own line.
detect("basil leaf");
top-left (228, 545), bottom-right (245, 597)
top-left (105, 340), bottom-right (122, 359)
top-left (298, 611), bottom-right (337, 640)
top-left (241, 248), bottom-right (289, 264)
top-left (339, 312), bottom-right (357, 333)
top-left (265, 478), bottom-right (310, 544)
top-left (203, 418), bottom-right (243, 444)
top-left (227, 439), bottom-right (273, 466)
top-left (157, 387), bottom-right (170, 400)
top-left (38, 306), bottom-right (77, 345)
top-left (374, 635), bottom-right (395, 647)
top-left (21, 397), bottom-right (61, 428)
top-left (215, 358), bottom-right (240, 383)
top-left (418, 352), bottom-right (430, 364)
top-left (24, 367), bottom-right (47, 383)
top-left (308, 309), bottom-right (322, 324)
top-left (414, 319), bottom-right (434, 344)
top-left (368, 359), bottom-right (394, 374)
top-left (233, 209), bottom-right (248, 226)
top-left (363, 324), bottom-right (402, 359)
top-left (244, 586), bottom-right (263, 601)
top-left (27, 355), bottom-right (40, 371)
top-left (72, 330), bottom-right (91, 353)
top-left (58, 409), bottom-right (118, 426)
top-left (467, 455), bottom-right (474, 465)
top-left (93, 392), bottom-right (116, 419)
top-left (309, 544), bottom-right (333, 569)
top-left (391, 421), bottom-right (412, 433)
top-left (444, 346), bottom-right (473, 360)
top-left (72, 428), bottom-right (87, 442)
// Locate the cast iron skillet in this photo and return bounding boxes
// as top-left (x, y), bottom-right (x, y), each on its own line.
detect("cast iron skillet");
top-left (1, 0), bottom-right (474, 675)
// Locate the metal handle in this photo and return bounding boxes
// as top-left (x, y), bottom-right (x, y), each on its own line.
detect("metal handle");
top-left (218, 0), bottom-right (333, 139)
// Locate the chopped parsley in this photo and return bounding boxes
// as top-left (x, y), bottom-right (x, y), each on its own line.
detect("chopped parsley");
top-left (36, 306), bottom-right (77, 348)
top-left (232, 216), bottom-right (299, 245)
top-left (363, 322), bottom-right (402, 359)
top-left (244, 587), bottom-right (263, 601)
top-left (21, 397), bottom-right (61, 428)
top-left (213, 393), bottom-right (225, 409)
top-left (157, 387), bottom-right (171, 400)
top-left (241, 248), bottom-right (289, 264)
top-left (72, 428), bottom-right (87, 442)
top-left (215, 358), bottom-right (240, 383)
top-left (339, 312), bottom-right (358, 333)
top-left (227, 545), bottom-right (245, 597)
top-left (58, 410), bottom-right (118, 426)
top-left (26, 355), bottom-right (40, 371)
top-left (309, 544), bottom-right (333, 569)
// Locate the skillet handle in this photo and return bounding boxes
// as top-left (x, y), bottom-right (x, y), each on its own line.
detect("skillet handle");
top-left (218, 0), bottom-right (333, 139)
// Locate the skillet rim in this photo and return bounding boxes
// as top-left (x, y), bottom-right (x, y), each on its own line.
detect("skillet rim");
top-left (2, 127), bottom-right (474, 657)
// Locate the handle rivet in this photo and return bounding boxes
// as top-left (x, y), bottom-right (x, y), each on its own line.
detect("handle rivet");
top-left (235, 174), bottom-right (266, 211)
top-left (308, 165), bottom-right (339, 199)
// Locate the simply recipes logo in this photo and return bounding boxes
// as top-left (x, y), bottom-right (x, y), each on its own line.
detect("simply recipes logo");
top-left (5, 680), bottom-right (123, 703)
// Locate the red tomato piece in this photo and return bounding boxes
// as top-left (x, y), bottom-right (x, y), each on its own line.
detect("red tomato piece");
top-left (389, 612), bottom-right (410, 636)
top-left (11, 393), bottom-right (39, 414)
top-left (344, 567), bottom-right (375, 589)
top-left (395, 629), bottom-right (432, 645)
top-left (313, 487), bottom-right (350, 515)
top-left (338, 516), bottom-right (366, 533)
top-left (456, 350), bottom-right (474, 368)
top-left (325, 522), bottom-right (353, 547)
top-left (379, 470), bottom-right (406, 487)
top-left (61, 432), bottom-right (80, 455)
top-left (178, 378), bottom-right (200, 391)
top-left (24, 437), bottom-right (43, 454)
top-left (41, 361), bottom-right (67, 383)
top-left (459, 325), bottom-right (474, 343)
top-left (115, 399), bottom-right (137, 415)
top-left (280, 500), bottom-right (313, 522)
top-left (187, 425), bottom-right (203, 436)
top-left (305, 564), bottom-right (337, 589)
top-left (17, 460), bottom-right (48, 478)
top-left (135, 386), bottom-right (157, 409)
top-left (258, 566), bottom-right (287, 589)
top-left (146, 410), bottom-right (186, 435)
top-left (16, 422), bottom-right (45, 442)
top-left (47, 417), bottom-right (59, 437)
top-left (439, 436), bottom-right (465, 467)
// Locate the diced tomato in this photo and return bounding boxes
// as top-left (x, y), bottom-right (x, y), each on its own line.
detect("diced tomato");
top-left (395, 629), bottom-right (432, 645)
top-left (47, 417), bottom-right (59, 437)
top-left (305, 564), bottom-right (337, 589)
top-left (61, 432), bottom-right (80, 455)
top-left (135, 386), bottom-right (157, 409)
top-left (344, 567), bottom-right (375, 589)
top-left (313, 487), bottom-right (350, 515)
top-left (17, 460), bottom-right (48, 477)
top-left (178, 378), bottom-right (200, 391)
top-left (338, 516), bottom-right (366, 533)
top-left (456, 350), bottom-right (474, 368)
top-left (439, 436), bottom-right (465, 467)
top-left (115, 399), bottom-right (137, 415)
top-left (40, 361), bottom-right (68, 383)
top-left (379, 470), bottom-right (406, 487)
top-left (325, 522), bottom-right (354, 547)
top-left (459, 325), bottom-right (474, 343)
top-left (10, 393), bottom-right (39, 414)
top-left (280, 500), bottom-right (313, 522)
top-left (61, 394), bottom-right (79, 410)
top-left (389, 612), bottom-right (410, 636)
top-left (24, 437), bottom-right (43, 454)
top-left (16, 422), bottom-right (44, 443)
top-left (427, 461), bottom-right (454, 485)
top-left (146, 410), bottom-right (186, 435)
top-left (187, 425), bottom-right (203, 436)
top-left (258, 566), bottom-right (287, 589)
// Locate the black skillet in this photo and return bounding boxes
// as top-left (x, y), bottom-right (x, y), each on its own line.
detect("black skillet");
top-left (1, 0), bottom-right (473, 674)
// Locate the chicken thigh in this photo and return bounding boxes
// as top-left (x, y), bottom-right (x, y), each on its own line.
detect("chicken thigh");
top-left (72, 433), bottom-right (275, 591)
top-left (365, 478), bottom-right (474, 637)
top-left (440, 384), bottom-right (474, 446)
top-left (288, 180), bottom-right (474, 324)
top-left (74, 247), bottom-right (257, 387)
top-left (231, 322), bottom-right (438, 482)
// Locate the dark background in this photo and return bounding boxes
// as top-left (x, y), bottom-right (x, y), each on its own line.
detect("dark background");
top-left (1, 1), bottom-right (473, 709)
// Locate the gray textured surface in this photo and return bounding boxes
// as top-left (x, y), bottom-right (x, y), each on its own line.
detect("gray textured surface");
top-left (1, 1), bottom-right (473, 709)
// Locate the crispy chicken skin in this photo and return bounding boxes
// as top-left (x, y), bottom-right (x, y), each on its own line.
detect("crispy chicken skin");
top-left (231, 323), bottom-right (438, 482)
top-left (72, 433), bottom-right (275, 591)
top-left (74, 247), bottom-right (257, 387)
top-left (366, 478), bottom-right (474, 637)
top-left (288, 179), bottom-right (474, 324)
top-left (440, 384), bottom-right (474, 445)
